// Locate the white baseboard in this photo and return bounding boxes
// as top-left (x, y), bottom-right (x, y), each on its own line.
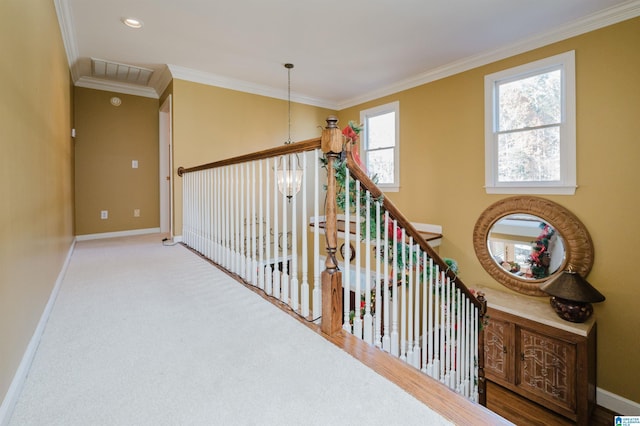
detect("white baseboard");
top-left (75, 227), bottom-right (161, 241)
top-left (598, 387), bottom-right (640, 416)
top-left (172, 235), bottom-right (183, 243)
top-left (0, 239), bottom-right (76, 426)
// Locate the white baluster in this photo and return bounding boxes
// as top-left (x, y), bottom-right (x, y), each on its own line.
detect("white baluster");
top-left (290, 155), bottom-right (299, 311)
top-left (413, 246), bottom-right (421, 369)
top-left (273, 158), bottom-right (280, 299)
top-left (422, 253), bottom-right (429, 374)
top-left (406, 236), bottom-right (414, 364)
top-left (245, 163), bottom-right (250, 280)
top-left (471, 306), bottom-right (480, 402)
top-left (191, 171), bottom-right (196, 249)
top-left (374, 201), bottom-right (382, 348)
top-left (312, 149), bottom-right (321, 319)
top-left (265, 158), bottom-right (273, 295)
top-left (445, 275), bottom-right (452, 388)
top-left (214, 169), bottom-right (218, 262)
top-left (281, 156), bottom-right (289, 305)
top-left (462, 296), bottom-right (469, 397)
top-left (343, 170), bottom-right (351, 333)
top-left (390, 219), bottom-right (399, 357)
top-left (300, 152), bottom-right (309, 317)
top-left (233, 165), bottom-right (239, 274)
top-left (191, 171), bottom-right (196, 248)
top-left (182, 173), bottom-right (188, 245)
top-left (215, 168), bottom-right (220, 264)
top-left (353, 180), bottom-right (362, 339)
top-left (363, 191), bottom-right (373, 345)
top-left (258, 160), bottom-right (264, 290)
top-left (402, 236), bottom-right (417, 365)
top-left (220, 168), bottom-right (224, 265)
top-left (250, 162), bottom-right (257, 284)
top-left (432, 264), bottom-right (441, 380)
top-left (209, 169), bottom-right (214, 260)
top-left (224, 166), bottom-right (230, 269)
top-left (382, 211), bottom-right (391, 352)
top-left (190, 171), bottom-right (195, 249)
top-left (203, 170), bottom-right (209, 258)
top-left (400, 229), bottom-right (407, 362)
top-left (456, 287), bottom-right (462, 393)
top-left (238, 164), bottom-right (243, 276)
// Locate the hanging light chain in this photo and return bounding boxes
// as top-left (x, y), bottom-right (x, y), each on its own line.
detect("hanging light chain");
top-left (285, 63), bottom-right (294, 144)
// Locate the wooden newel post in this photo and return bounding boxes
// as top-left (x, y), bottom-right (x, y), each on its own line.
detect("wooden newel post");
top-left (321, 115), bottom-right (344, 336)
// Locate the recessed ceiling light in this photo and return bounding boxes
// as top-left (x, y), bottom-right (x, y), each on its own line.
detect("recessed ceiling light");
top-left (122, 17), bottom-right (143, 29)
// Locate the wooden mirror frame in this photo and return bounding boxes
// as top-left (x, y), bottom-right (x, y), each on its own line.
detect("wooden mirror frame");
top-left (473, 196), bottom-right (594, 296)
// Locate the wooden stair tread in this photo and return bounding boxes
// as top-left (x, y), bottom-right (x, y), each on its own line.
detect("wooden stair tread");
top-left (310, 218), bottom-right (442, 242)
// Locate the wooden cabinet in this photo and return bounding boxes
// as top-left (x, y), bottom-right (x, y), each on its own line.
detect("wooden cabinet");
top-left (479, 286), bottom-right (596, 425)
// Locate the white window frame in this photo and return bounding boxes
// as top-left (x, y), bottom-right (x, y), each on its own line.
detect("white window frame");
top-left (484, 51), bottom-right (576, 195)
top-left (360, 101), bottom-right (400, 192)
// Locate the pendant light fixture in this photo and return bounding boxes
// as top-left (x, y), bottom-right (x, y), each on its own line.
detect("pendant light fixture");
top-left (276, 63), bottom-right (303, 200)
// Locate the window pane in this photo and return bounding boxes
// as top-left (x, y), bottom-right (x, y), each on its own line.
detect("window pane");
top-left (498, 69), bottom-right (561, 132)
top-left (498, 127), bottom-right (560, 182)
top-left (367, 148), bottom-right (395, 184)
top-left (367, 112), bottom-right (395, 149)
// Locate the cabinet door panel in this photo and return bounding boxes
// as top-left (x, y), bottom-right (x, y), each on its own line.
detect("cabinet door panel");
top-left (519, 328), bottom-right (576, 411)
top-left (484, 317), bottom-right (511, 382)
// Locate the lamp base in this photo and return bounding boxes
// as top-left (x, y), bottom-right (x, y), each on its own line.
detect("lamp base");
top-left (549, 297), bottom-right (593, 323)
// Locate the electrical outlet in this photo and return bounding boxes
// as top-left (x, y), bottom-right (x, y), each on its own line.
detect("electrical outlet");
top-left (132, 160), bottom-right (138, 169)
top-left (101, 210), bottom-right (108, 219)
top-left (134, 209), bottom-right (140, 217)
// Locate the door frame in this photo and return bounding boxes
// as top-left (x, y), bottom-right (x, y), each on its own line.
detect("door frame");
top-left (159, 95), bottom-right (173, 237)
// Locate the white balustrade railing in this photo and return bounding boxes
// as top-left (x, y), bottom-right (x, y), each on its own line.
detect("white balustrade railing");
top-left (331, 142), bottom-right (485, 403)
top-left (182, 143), bottom-right (324, 321)
top-left (336, 181), bottom-right (482, 401)
top-left (179, 133), bottom-right (486, 404)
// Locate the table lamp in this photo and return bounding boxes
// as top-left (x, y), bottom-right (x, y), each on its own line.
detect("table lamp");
top-left (540, 269), bottom-right (605, 323)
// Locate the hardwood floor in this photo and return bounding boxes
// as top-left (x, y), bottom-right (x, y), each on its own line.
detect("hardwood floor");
top-left (486, 381), bottom-right (617, 426)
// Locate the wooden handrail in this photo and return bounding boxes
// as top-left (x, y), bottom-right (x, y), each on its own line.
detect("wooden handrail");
top-left (177, 137), bottom-right (321, 176)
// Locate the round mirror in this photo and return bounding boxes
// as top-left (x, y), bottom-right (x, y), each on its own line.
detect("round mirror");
top-left (487, 214), bottom-right (566, 280)
top-left (473, 197), bottom-right (593, 296)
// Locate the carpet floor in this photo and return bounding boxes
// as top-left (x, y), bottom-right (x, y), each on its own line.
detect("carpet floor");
top-left (9, 234), bottom-right (450, 426)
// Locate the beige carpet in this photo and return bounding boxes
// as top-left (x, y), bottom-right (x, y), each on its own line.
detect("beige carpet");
top-left (9, 234), bottom-right (450, 426)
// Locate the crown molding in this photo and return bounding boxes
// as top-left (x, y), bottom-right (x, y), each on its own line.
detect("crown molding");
top-left (167, 64), bottom-right (338, 110)
top-left (75, 76), bottom-right (159, 98)
top-left (337, 0), bottom-right (640, 109)
top-left (53, 0), bottom-right (80, 82)
top-left (153, 66), bottom-right (173, 98)
top-left (54, 0), bottom-right (639, 107)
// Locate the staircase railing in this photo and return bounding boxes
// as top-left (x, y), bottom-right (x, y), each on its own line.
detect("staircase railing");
top-left (178, 116), bottom-right (487, 404)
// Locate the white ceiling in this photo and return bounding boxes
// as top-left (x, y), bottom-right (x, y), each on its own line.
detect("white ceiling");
top-left (56, 0), bottom-right (640, 109)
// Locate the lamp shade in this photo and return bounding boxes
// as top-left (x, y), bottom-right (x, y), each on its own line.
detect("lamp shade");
top-left (540, 270), bottom-right (605, 303)
top-left (276, 154), bottom-right (303, 200)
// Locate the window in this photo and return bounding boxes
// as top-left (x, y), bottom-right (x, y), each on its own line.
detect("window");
top-left (360, 101), bottom-right (400, 191)
top-left (484, 51), bottom-right (576, 194)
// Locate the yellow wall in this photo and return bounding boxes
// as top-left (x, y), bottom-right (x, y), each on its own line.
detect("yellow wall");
top-left (339, 17), bottom-right (640, 402)
top-left (171, 79), bottom-right (335, 234)
top-left (0, 0), bottom-right (74, 403)
top-left (74, 88), bottom-right (160, 235)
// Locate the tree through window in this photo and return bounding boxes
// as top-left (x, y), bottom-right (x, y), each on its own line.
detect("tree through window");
top-left (485, 51), bottom-right (576, 194)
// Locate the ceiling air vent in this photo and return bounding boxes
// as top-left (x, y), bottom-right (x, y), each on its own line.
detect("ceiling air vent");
top-left (91, 58), bottom-right (153, 85)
